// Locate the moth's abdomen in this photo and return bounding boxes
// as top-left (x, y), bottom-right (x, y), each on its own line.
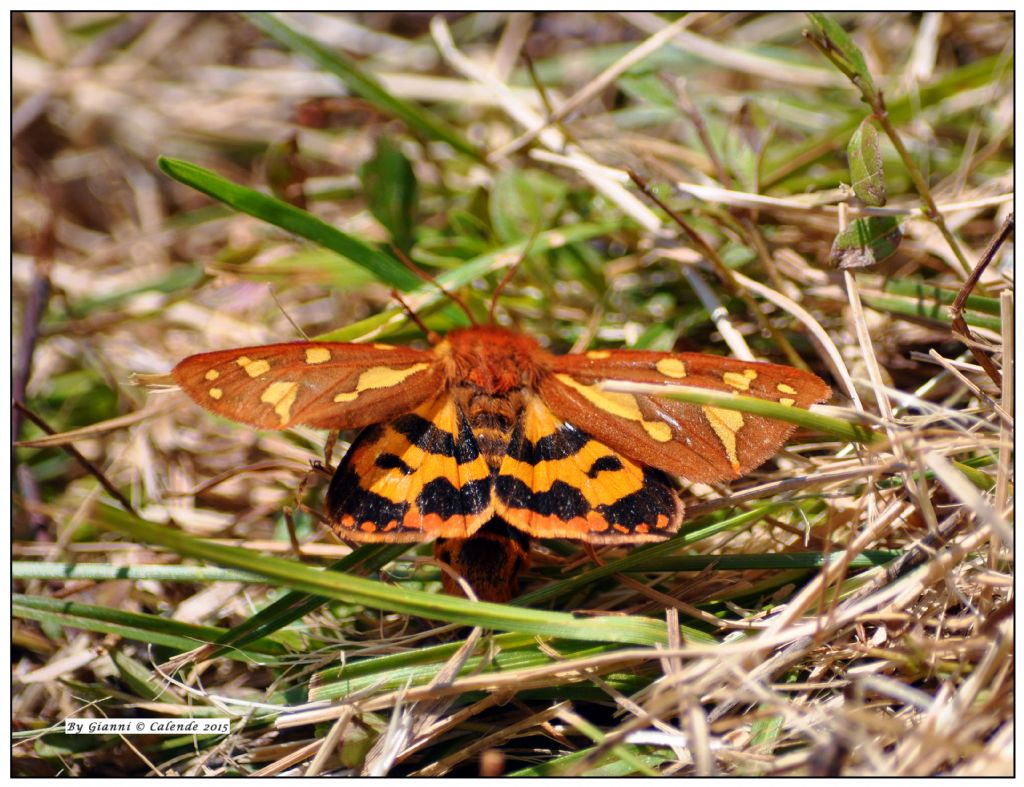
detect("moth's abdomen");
top-left (455, 386), bottom-right (528, 471)
top-left (434, 518), bottom-right (531, 603)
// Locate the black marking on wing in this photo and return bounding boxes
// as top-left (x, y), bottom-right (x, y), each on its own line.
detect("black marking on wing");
top-left (586, 455), bottom-right (623, 478)
top-left (327, 464), bottom-right (409, 528)
top-left (595, 467), bottom-right (679, 532)
top-left (494, 476), bottom-right (590, 521)
top-left (376, 453), bottom-right (414, 475)
top-left (417, 477), bottom-right (493, 519)
top-left (391, 412), bottom-right (480, 464)
top-left (505, 423), bottom-right (590, 464)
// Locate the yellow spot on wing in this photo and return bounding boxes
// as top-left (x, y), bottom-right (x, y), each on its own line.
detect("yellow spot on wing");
top-left (237, 356), bottom-right (271, 378)
top-left (260, 381), bottom-right (299, 426)
top-left (334, 363), bottom-right (429, 404)
top-left (205, 369), bottom-right (219, 381)
top-left (556, 374), bottom-right (642, 420)
top-left (703, 405), bottom-right (744, 472)
top-left (209, 388), bottom-right (222, 400)
top-left (656, 358), bottom-right (687, 379)
top-left (372, 343), bottom-right (397, 350)
top-left (555, 374), bottom-right (673, 443)
top-left (643, 421), bottom-right (673, 442)
top-left (723, 369), bottom-right (757, 390)
top-left (360, 364), bottom-right (429, 390)
top-left (779, 397), bottom-right (795, 407)
top-left (586, 350), bottom-right (611, 359)
top-left (305, 347), bottom-right (331, 364)
top-left (777, 383), bottom-right (797, 395)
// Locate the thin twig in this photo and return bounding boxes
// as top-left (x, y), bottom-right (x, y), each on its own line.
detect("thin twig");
top-left (13, 400), bottom-right (140, 518)
top-left (949, 212), bottom-right (1013, 387)
top-left (628, 169), bottom-right (802, 363)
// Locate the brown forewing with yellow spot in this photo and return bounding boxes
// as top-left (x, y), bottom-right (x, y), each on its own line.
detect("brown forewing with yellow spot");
top-left (172, 326), bottom-right (830, 602)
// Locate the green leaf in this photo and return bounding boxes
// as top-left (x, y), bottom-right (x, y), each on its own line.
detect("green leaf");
top-left (359, 137), bottom-right (418, 253)
top-left (311, 638), bottom-right (618, 701)
top-left (750, 711), bottom-right (784, 756)
top-left (848, 117), bottom-right (886, 206)
top-left (245, 13), bottom-right (482, 161)
top-left (158, 156), bottom-right (420, 290)
top-left (806, 13), bottom-right (876, 92)
top-left (508, 744), bottom-right (674, 777)
top-left (110, 649), bottom-right (184, 703)
top-left (829, 216), bottom-right (902, 270)
top-left (953, 460), bottom-right (997, 492)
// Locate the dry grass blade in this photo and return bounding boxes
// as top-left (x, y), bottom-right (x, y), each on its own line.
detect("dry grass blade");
top-left (490, 14), bottom-right (696, 161)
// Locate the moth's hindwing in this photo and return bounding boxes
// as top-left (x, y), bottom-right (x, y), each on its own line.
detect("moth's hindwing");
top-left (172, 342), bottom-right (439, 431)
top-left (545, 350), bottom-right (831, 484)
top-left (327, 396), bottom-right (494, 542)
top-left (493, 397), bottom-right (682, 543)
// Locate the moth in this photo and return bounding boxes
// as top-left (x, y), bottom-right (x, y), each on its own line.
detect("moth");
top-left (173, 325), bottom-right (830, 602)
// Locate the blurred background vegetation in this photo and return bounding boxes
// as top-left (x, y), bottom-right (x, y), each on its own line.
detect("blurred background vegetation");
top-left (12, 12), bottom-right (1012, 777)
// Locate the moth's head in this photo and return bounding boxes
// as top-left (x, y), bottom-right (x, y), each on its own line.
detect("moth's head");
top-left (438, 327), bottom-right (543, 393)
top-left (434, 519), bottom-right (531, 603)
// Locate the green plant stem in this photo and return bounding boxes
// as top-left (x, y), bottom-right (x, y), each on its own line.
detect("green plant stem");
top-left (803, 31), bottom-right (973, 277)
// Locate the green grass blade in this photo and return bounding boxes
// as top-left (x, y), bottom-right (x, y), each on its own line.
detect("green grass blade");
top-left (604, 380), bottom-right (880, 444)
top-left (158, 156), bottom-right (420, 290)
top-left (314, 222), bottom-right (619, 342)
top-left (508, 744), bottom-right (674, 777)
top-left (246, 12), bottom-right (482, 160)
top-left (13, 594), bottom-right (288, 659)
top-left (881, 278), bottom-right (1001, 315)
top-left (634, 549), bottom-right (902, 572)
top-left (860, 292), bottom-right (1001, 331)
top-left (93, 504), bottom-right (672, 646)
top-left (518, 503), bottom-right (794, 606)
top-left (13, 562), bottom-right (265, 582)
top-left (311, 639), bottom-right (619, 701)
top-left (206, 543), bottom-right (409, 659)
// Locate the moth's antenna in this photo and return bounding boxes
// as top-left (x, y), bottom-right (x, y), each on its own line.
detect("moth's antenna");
top-left (390, 245), bottom-right (477, 326)
top-left (269, 286), bottom-right (311, 340)
top-left (390, 289), bottom-right (441, 344)
top-left (489, 229), bottom-right (539, 325)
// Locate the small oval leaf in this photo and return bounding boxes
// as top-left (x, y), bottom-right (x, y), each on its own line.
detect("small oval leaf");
top-left (829, 216), bottom-right (902, 270)
top-left (807, 13), bottom-right (876, 93)
top-left (359, 137), bottom-right (418, 253)
top-left (848, 118), bottom-right (887, 206)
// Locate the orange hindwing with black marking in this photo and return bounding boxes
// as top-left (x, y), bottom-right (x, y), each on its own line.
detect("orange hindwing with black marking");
top-left (173, 325), bottom-right (830, 601)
